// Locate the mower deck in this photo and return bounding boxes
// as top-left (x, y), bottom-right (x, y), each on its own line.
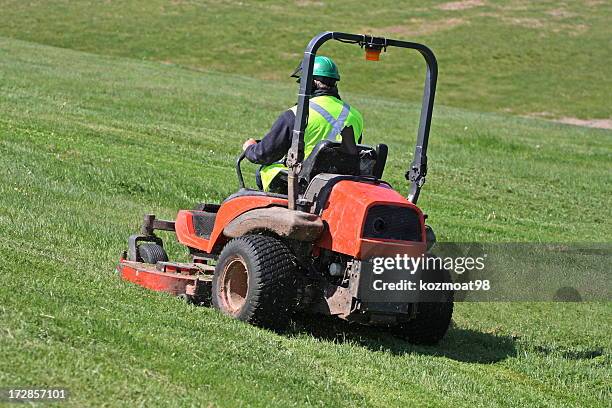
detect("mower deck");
top-left (117, 257), bottom-right (213, 303)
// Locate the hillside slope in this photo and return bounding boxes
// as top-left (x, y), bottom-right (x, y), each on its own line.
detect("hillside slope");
top-left (0, 0), bottom-right (610, 119)
top-left (0, 37), bottom-right (610, 407)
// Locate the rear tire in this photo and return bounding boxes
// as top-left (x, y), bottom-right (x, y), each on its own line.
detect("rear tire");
top-left (392, 264), bottom-right (454, 345)
top-left (212, 235), bottom-right (299, 329)
top-left (138, 243), bottom-right (168, 264)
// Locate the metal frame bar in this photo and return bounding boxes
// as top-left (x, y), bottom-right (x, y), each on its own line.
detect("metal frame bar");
top-left (286, 31), bottom-right (438, 208)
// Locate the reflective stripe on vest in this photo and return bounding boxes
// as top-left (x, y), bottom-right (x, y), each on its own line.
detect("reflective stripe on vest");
top-left (309, 101), bottom-right (351, 141)
top-left (260, 96), bottom-right (363, 191)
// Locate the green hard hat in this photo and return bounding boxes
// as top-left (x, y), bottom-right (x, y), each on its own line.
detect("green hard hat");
top-left (313, 56), bottom-right (340, 81)
top-left (290, 55), bottom-right (340, 81)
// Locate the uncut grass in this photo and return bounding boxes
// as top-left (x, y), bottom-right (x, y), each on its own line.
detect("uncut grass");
top-left (0, 0), bottom-right (610, 120)
top-left (0, 37), bottom-right (610, 406)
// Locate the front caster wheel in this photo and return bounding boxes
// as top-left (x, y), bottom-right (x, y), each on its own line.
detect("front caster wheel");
top-left (138, 243), bottom-right (168, 264)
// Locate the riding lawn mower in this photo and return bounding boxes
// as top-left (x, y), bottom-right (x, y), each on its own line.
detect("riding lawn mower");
top-left (117, 32), bottom-right (453, 344)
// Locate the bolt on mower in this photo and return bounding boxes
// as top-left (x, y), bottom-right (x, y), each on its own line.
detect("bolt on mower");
top-left (117, 32), bottom-right (453, 344)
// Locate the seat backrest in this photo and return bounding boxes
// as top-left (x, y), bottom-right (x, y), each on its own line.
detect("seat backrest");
top-left (298, 140), bottom-right (359, 188)
top-left (298, 139), bottom-right (389, 188)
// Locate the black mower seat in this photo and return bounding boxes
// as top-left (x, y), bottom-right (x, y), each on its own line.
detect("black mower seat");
top-left (223, 188), bottom-right (288, 204)
top-left (298, 140), bottom-right (388, 188)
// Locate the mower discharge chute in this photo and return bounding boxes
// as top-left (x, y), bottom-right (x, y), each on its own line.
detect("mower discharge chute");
top-left (117, 32), bottom-right (453, 344)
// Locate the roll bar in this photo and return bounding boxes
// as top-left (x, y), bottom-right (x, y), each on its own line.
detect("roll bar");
top-left (285, 31), bottom-right (438, 209)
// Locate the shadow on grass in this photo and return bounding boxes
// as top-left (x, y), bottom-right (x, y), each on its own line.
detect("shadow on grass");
top-left (531, 345), bottom-right (604, 360)
top-left (287, 315), bottom-right (516, 364)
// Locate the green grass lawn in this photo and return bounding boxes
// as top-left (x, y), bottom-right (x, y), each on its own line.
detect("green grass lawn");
top-left (0, 0), bottom-right (610, 120)
top-left (0, 1), bottom-right (610, 406)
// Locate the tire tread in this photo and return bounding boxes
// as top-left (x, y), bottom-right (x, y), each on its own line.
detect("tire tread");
top-left (212, 234), bottom-right (299, 328)
top-left (138, 243), bottom-right (168, 264)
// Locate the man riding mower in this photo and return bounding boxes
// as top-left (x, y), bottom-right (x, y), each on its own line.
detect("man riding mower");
top-left (117, 31), bottom-right (453, 345)
top-left (242, 55), bottom-right (363, 195)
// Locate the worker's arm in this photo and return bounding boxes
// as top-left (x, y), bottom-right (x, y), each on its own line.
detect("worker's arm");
top-left (244, 110), bottom-right (295, 165)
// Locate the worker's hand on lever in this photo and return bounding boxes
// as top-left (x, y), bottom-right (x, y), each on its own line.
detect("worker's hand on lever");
top-left (242, 138), bottom-right (257, 151)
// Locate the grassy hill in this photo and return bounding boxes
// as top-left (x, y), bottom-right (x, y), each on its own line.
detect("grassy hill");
top-left (0, 1), bottom-right (610, 407)
top-left (0, 0), bottom-right (610, 119)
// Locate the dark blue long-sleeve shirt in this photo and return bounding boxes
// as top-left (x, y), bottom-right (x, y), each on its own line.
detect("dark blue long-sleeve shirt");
top-left (244, 88), bottom-right (343, 165)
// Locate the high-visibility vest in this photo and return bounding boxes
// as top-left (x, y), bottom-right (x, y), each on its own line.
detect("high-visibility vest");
top-left (260, 95), bottom-right (363, 190)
